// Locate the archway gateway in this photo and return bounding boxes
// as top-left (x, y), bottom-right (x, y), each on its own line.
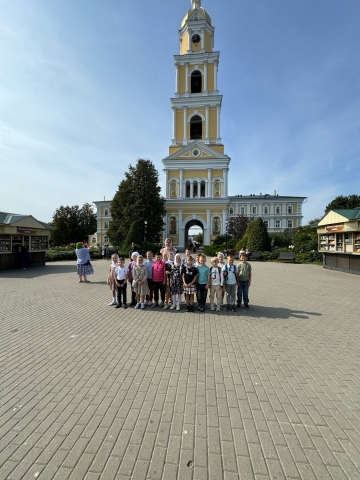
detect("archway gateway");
top-left (185, 219), bottom-right (204, 247)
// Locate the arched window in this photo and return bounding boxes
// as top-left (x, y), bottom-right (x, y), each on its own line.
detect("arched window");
top-left (190, 115), bottom-right (202, 139)
top-left (169, 217), bottom-right (177, 234)
top-left (191, 70), bottom-right (202, 93)
top-left (213, 217), bottom-right (220, 235)
top-left (170, 180), bottom-right (177, 198)
top-left (200, 181), bottom-right (205, 197)
top-left (193, 181), bottom-right (198, 198)
top-left (214, 180), bottom-right (221, 197)
top-left (186, 181), bottom-right (190, 198)
top-left (104, 208), bottom-right (108, 216)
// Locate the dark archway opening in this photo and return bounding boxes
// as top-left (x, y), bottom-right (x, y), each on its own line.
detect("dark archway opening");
top-left (190, 115), bottom-right (202, 140)
top-left (185, 219), bottom-right (204, 248)
top-left (191, 70), bottom-right (202, 93)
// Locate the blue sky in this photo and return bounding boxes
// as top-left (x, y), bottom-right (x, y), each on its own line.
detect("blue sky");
top-left (1, 0), bottom-right (359, 224)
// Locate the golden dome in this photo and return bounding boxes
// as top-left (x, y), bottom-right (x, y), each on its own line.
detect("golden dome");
top-left (181, 7), bottom-right (212, 28)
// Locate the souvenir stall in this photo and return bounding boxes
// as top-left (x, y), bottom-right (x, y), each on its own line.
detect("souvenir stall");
top-left (0, 212), bottom-right (52, 270)
top-left (317, 208), bottom-right (360, 275)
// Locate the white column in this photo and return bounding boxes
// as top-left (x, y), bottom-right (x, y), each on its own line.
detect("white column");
top-left (179, 169), bottom-right (184, 198)
top-left (208, 168), bottom-right (212, 198)
top-left (190, 181), bottom-right (194, 199)
top-left (223, 168), bottom-right (228, 197)
top-left (205, 105), bottom-right (209, 143)
top-left (175, 62), bottom-right (180, 94)
top-left (214, 60), bottom-right (218, 91)
top-left (172, 107), bottom-right (177, 144)
top-left (185, 62), bottom-right (189, 93)
top-left (206, 210), bottom-right (211, 245)
top-left (203, 60), bottom-right (208, 92)
top-left (222, 210), bottom-right (228, 235)
top-left (188, 29), bottom-right (192, 52)
top-left (236, 204), bottom-right (239, 214)
top-left (164, 169), bottom-right (169, 198)
top-left (201, 27), bottom-right (205, 50)
top-left (217, 105), bottom-right (221, 140)
top-left (183, 106), bottom-right (188, 145)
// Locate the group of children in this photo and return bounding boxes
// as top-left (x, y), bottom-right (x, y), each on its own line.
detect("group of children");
top-left (107, 245), bottom-right (252, 313)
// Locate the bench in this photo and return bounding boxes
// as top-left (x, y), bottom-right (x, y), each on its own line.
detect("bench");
top-left (248, 251), bottom-right (262, 261)
top-left (278, 252), bottom-right (296, 263)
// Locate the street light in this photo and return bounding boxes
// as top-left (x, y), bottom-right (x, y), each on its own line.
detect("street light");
top-left (226, 219), bottom-right (229, 256)
top-left (144, 220), bottom-right (148, 245)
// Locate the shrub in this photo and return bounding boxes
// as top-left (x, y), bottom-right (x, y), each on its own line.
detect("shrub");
top-left (204, 245), bottom-right (224, 256)
top-left (246, 218), bottom-right (271, 251)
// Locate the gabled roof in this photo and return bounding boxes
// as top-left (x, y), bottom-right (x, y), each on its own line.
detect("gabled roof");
top-left (331, 208), bottom-right (360, 220)
top-left (0, 212), bottom-right (54, 229)
top-left (318, 208), bottom-right (360, 227)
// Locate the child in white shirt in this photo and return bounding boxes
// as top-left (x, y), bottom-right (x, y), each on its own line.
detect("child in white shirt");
top-left (209, 257), bottom-right (224, 312)
top-left (114, 257), bottom-right (129, 309)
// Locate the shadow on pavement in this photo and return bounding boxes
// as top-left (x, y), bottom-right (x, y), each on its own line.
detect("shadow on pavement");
top-left (0, 263), bottom-right (98, 279)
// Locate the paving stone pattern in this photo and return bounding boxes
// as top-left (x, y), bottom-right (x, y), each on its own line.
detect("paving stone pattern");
top-left (0, 259), bottom-right (359, 480)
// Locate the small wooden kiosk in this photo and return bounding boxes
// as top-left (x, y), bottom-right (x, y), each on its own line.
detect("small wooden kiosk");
top-left (317, 208), bottom-right (360, 275)
top-left (0, 212), bottom-right (52, 271)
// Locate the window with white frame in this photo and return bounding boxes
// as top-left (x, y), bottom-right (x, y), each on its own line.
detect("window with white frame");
top-left (104, 221), bottom-right (109, 229)
top-left (252, 206), bottom-right (257, 214)
top-left (263, 220), bottom-right (269, 228)
top-left (264, 206), bottom-right (268, 214)
top-left (104, 208), bottom-right (109, 216)
top-left (276, 206), bottom-right (280, 214)
top-left (275, 220), bottom-right (280, 228)
top-left (104, 236), bottom-right (109, 243)
top-left (229, 207), bottom-right (234, 215)
top-left (288, 206), bottom-right (293, 214)
top-left (240, 207), bottom-right (245, 214)
top-left (92, 237), bottom-right (96, 244)
top-left (287, 220), bottom-right (293, 228)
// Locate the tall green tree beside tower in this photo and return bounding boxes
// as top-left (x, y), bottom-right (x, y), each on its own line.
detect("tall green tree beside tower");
top-left (107, 159), bottom-right (166, 249)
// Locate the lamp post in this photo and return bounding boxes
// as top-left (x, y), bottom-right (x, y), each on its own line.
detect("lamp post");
top-left (144, 220), bottom-right (148, 246)
top-left (226, 219), bottom-right (229, 256)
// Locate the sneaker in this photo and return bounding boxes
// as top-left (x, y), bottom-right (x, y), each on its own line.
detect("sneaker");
top-left (211, 305), bottom-right (216, 311)
top-left (135, 303), bottom-right (141, 309)
top-left (146, 300), bottom-right (153, 306)
top-left (226, 305), bottom-right (231, 311)
top-left (108, 300), bottom-right (117, 306)
top-left (216, 305), bottom-right (221, 312)
top-left (163, 303), bottom-right (169, 309)
top-left (245, 305), bottom-right (250, 309)
top-left (159, 302), bottom-right (164, 308)
top-left (169, 304), bottom-right (176, 310)
top-left (186, 305), bottom-right (190, 312)
top-left (141, 303), bottom-right (145, 309)
top-left (115, 304), bottom-right (122, 309)
top-left (176, 305), bottom-right (181, 311)
top-left (236, 303), bottom-right (241, 308)
top-left (231, 305), bottom-right (236, 312)
top-left (154, 302), bottom-right (159, 307)
top-left (190, 305), bottom-right (194, 312)
top-left (123, 304), bottom-right (128, 309)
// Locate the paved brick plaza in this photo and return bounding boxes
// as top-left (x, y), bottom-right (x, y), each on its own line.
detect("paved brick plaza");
top-left (0, 259), bottom-right (359, 480)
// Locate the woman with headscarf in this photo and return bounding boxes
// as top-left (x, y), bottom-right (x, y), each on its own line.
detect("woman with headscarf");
top-left (75, 242), bottom-right (94, 283)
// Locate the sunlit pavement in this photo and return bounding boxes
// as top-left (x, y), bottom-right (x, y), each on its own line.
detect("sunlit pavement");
top-left (0, 259), bottom-right (359, 479)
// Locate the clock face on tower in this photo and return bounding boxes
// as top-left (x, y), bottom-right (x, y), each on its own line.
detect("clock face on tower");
top-left (192, 34), bottom-right (201, 45)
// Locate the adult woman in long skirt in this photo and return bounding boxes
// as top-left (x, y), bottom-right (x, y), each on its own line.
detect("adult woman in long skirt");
top-left (76, 242), bottom-right (94, 283)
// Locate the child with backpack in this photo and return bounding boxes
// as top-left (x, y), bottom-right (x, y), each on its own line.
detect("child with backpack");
top-left (209, 257), bottom-right (224, 312)
top-left (222, 255), bottom-right (238, 312)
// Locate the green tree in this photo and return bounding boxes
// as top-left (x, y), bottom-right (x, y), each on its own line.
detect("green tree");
top-left (227, 215), bottom-right (254, 240)
top-left (325, 194), bottom-right (360, 214)
top-left (292, 226), bottom-right (318, 252)
top-left (50, 203), bottom-right (96, 245)
top-left (194, 232), bottom-right (203, 244)
top-left (269, 229), bottom-right (294, 249)
top-left (246, 218), bottom-right (271, 251)
top-left (107, 159), bottom-right (166, 248)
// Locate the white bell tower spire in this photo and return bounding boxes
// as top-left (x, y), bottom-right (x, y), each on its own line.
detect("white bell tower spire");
top-left (192, 0), bottom-right (201, 9)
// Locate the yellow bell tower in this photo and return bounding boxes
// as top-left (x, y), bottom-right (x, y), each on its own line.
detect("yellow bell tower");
top-left (162, 0), bottom-right (231, 249)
